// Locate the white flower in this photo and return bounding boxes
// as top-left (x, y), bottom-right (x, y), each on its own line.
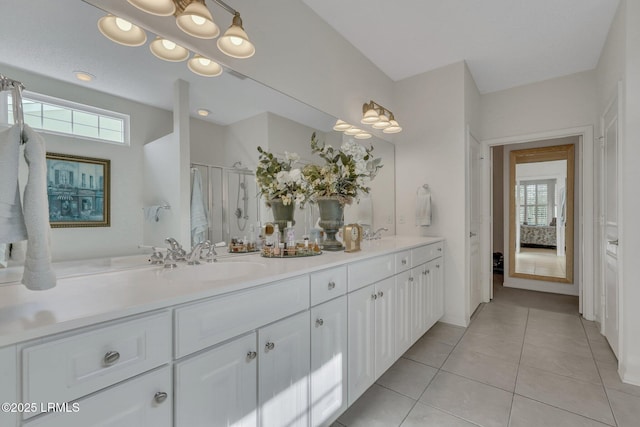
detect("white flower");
top-left (295, 193), bottom-right (306, 204)
top-left (285, 151), bottom-right (300, 162)
top-left (289, 168), bottom-right (302, 184)
top-left (276, 171), bottom-right (292, 185)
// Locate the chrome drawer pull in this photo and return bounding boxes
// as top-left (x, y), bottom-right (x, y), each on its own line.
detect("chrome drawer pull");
top-left (246, 351), bottom-right (257, 361)
top-left (371, 294), bottom-right (378, 300)
top-left (378, 291), bottom-right (384, 298)
top-left (401, 259), bottom-right (407, 265)
top-left (265, 342), bottom-right (275, 352)
top-left (327, 281), bottom-right (336, 290)
top-left (437, 247), bottom-right (442, 252)
top-left (436, 264), bottom-right (440, 268)
top-left (316, 318), bottom-right (324, 327)
top-left (103, 351), bottom-right (120, 366)
top-left (409, 276), bottom-right (414, 282)
top-left (154, 392), bottom-right (168, 404)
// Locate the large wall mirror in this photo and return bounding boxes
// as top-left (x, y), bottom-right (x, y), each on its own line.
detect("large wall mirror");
top-left (0, 0), bottom-right (395, 265)
top-left (509, 144), bottom-right (574, 283)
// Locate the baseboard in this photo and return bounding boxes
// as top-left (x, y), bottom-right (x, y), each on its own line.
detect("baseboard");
top-left (440, 313), bottom-right (469, 328)
top-left (620, 362), bottom-right (640, 387)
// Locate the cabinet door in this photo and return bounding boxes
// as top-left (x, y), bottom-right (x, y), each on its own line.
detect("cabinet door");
top-left (175, 333), bottom-right (257, 427)
top-left (310, 296), bottom-right (348, 427)
top-left (433, 259), bottom-right (444, 321)
top-left (259, 311), bottom-right (310, 427)
top-left (347, 284), bottom-right (375, 405)
top-left (0, 346), bottom-right (17, 427)
top-left (374, 277), bottom-right (396, 378)
top-left (395, 270), bottom-right (412, 358)
top-left (25, 367), bottom-right (172, 427)
top-left (410, 266), bottom-right (425, 342)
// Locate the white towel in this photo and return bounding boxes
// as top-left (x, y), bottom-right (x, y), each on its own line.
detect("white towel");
top-left (0, 124), bottom-right (28, 243)
top-left (357, 193), bottom-right (373, 227)
top-left (416, 185), bottom-right (432, 226)
top-left (21, 125), bottom-right (56, 291)
top-left (190, 169), bottom-right (208, 246)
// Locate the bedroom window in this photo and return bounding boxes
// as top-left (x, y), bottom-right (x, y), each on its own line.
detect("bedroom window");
top-left (4, 91), bottom-right (130, 145)
top-left (518, 180), bottom-right (554, 226)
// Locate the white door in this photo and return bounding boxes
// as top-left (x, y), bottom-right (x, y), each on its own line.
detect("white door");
top-left (347, 284), bottom-right (375, 405)
top-left (259, 311), bottom-right (310, 427)
top-left (374, 277), bottom-right (396, 378)
top-left (175, 333), bottom-right (257, 427)
top-left (603, 94), bottom-right (620, 357)
top-left (310, 296), bottom-right (348, 427)
top-left (395, 270), bottom-right (413, 357)
top-left (468, 131), bottom-right (483, 316)
top-left (27, 368), bottom-right (172, 427)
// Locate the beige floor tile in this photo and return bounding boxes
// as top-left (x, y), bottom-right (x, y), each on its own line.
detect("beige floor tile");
top-left (590, 340), bottom-right (618, 365)
top-left (423, 322), bottom-right (466, 346)
top-left (515, 365), bottom-right (615, 425)
top-left (526, 316), bottom-right (586, 339)
top-left (524, 327), bottom-right (591, 355)
top-left (403, 336), bottom-right (454, 369)
top-left (456, 330), bottom-right (523, 363)
top-left (606, 387), bottom-right (640, 427)
top-left (400, 403), bottom-right (477, 427)
top-left (467, 317), bottom-right (526, 343)
top-left (420, 372), bottom-right (513, 427)
top-left (509, 395), bottom-right (610, 427)
top-left (330, 422), bottom-right (345, 427)
top-left (596, 359), bottom-right (640, 398)
top-left (338, 384), bottom-right (415, 427)
top-left (442, 347), bottom-right (519, 392)
top-left (377, 358), bottom-right (438, 399)
top-left (584, 325), bottom-right (609, 344)
top-left (474, 308), bottom-right (529, 327)
top-left (520, 343), bottom-right (601, 384)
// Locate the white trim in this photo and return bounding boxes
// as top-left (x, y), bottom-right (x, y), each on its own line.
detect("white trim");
top-left (481, 125), bottom-right (595, 320)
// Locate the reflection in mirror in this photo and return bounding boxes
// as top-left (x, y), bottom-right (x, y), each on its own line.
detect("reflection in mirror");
top-left (509, 144), bottom-right (574, 283)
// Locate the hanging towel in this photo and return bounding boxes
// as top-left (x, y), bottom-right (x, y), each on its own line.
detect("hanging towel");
top-left (190, 168), bottom-right (208, 246)
top-left (357, 193), bottom-right (373, 227)
top-left (415, 185), bottom-right (432, 226)
top-left (0, 124), bottom-right (27, 243)
top-left (21, 125), bottom-right (56, 291)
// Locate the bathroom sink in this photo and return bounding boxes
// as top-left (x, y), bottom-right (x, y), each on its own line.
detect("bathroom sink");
top-left (161, 261), bottom-right (266, 282)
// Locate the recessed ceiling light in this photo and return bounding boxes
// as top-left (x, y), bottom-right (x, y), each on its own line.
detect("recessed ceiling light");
top-left (197, 109), bottom-right (210, 117)
top-left (74, 71), bottom-right (95, 82)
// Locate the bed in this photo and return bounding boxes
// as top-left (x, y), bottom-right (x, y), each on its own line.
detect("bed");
top-left (520, 225), bottom-right (557, 248)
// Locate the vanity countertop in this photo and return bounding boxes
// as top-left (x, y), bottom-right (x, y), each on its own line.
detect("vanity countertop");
top-left (0, 236), bottom-right (443, 347)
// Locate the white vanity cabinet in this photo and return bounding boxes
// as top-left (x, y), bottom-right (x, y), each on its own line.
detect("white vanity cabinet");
top-left (310, 295), bottom-right (348, 427)
top-left (0, 345), bottom-right (18, 427)
top-left (395, 269), bottom-right (413, 358)
top-left (174, 333), bottom-right (258, 427)
top-left (347, 276), bottom-right (396, 405)
top-left (259, 310), bottom-right (311, 427)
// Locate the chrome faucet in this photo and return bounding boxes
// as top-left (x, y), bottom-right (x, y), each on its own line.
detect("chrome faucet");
top-left (164, 237), bottom-right (187, 269)
top-left (364, 227), bottom-right (389, 240)
top-left (187, 240), bottom-right (213, 265)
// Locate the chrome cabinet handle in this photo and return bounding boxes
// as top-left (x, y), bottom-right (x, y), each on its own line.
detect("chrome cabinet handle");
top-left (426, 269), bottom-right (430, 275)
top-left (316, 318), bottom-right (324, 327)
top-left (246, 351), bottom-right (257, 361)
top-left (371, 294), bottom-right (378, 300)
top-left (154, 392), bottom-right (168, 404)
top-left (328, 281), bottom-right (336, 290)
top-left (608, 239), bottom-right (619, 245)
top-left (378, 291), bottom-right (384, 298)
top-left (409, 276), bottom-right (414, 282)
top-left (265, 342), bottom-right (275, 352)
top-left (103, 351), bottom-right (120, 366)
top-left (436, 264), bottom-right (440, 268)
top-left (437, 247), bottom-right (442, 252)
top-left (401, 259), bottom-right (407, 265)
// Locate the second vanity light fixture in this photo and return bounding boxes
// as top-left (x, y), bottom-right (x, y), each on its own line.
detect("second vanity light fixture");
top-left (361, 101), bottom-right (402, 134)
top-left (98, 0), bottom-right (255, 78)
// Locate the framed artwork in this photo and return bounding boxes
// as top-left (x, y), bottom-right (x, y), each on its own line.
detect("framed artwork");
top-left (45, 153), bottom-right (110, 228)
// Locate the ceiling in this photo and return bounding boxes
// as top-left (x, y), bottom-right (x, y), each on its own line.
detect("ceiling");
top-left (303, 0), bottom-right (620, 93)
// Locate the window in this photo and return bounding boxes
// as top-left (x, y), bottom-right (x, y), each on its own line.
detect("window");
top-left (518, 180), bottom-right (555, 226)
top-left (4, 92), bottom-right (130, 145)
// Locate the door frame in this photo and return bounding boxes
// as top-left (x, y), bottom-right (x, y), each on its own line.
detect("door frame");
top-left (481, 125), bottom-right (595, 320)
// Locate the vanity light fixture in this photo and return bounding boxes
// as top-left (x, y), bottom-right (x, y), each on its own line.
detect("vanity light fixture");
top-left (188, 54), bottom-right (223, 77)
top-left (360, 100), bottom-right (402, 133)
top-left (97, 15), bottom-right (147, 46)
top-left (150, 37), bottom-right (190, 61)
top-left (344, 127), bottom-right (362, 136)
top-left (333, 119), bottom-right (352, 131)
top-left (176, 0), bottom-right (220, 39)
top-left (127, 0), bottom-right (176, 16)
top-left (217, 12), bottom-right (255, 58)
top-left (354, 131), bottom-right (372, 139)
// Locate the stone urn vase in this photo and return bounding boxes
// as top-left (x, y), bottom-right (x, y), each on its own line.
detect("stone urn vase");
top-left (316, 196), bottom-right (345, 251)
top-left (269, 198), bottom-right (295, 238)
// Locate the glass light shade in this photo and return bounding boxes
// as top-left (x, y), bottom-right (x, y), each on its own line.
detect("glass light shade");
top-left (333, 120), bottom-right (352, 131)
top-left (355, 131), bottom-right (372, 139)
top-left (176, 2), bottom-right (220, 39)
top-left (127, 0), bottom-right (175, 16)
top-left (372, 113), bottom-right (390, 129)
top-left (217, 14), bottom-right (255, 59)
top-left (361, 106), bottom-right (380, 124)
top-left (188, 55), bottom-right (223, 77)
top-left (383, 120), bottom-right (402, 133)
top-left (98, 15), bottom-right (146, 47)
top-left (197, 109), bottom-right (210, 116)
top-left (150, 38), bottom-right (190, 62)
top-left (344, 127), bottom-right (362, 136)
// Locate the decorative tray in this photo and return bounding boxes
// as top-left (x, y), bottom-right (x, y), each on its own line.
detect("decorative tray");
top-left (260, 248), bottom-right (322, 258)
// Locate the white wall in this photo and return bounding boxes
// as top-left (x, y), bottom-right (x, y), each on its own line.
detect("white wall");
top-left (394, 61), bottom-right (468, 326)
top-left (190, 118), bottom-right (226, 166)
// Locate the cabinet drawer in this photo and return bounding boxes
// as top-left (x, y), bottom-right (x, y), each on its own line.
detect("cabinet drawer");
top-left (22, 311), bottom-right (171, 411)
top-left (310, 266), bottom-right (347, 306)
top-left (411, 242), bottom-right (444, 266)
top-left (348, 254), bottom-right (394, 292)
top-left (394, 250), bottom-right (411, 273)
top-left (25, 366), bottom-right (172, 427)
top-left (175, 275), bottom-right (310, 358)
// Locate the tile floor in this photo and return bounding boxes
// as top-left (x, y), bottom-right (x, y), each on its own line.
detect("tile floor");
top-left (514, 247), bottom-right (566, 278)
top-left (333, 276), bottom-right (640, 427)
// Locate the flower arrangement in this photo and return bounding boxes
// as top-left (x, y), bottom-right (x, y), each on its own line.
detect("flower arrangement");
top-left (303, 132), bottom-right (383, 205)
top-left (255, 147), bottom-right (310, 206)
